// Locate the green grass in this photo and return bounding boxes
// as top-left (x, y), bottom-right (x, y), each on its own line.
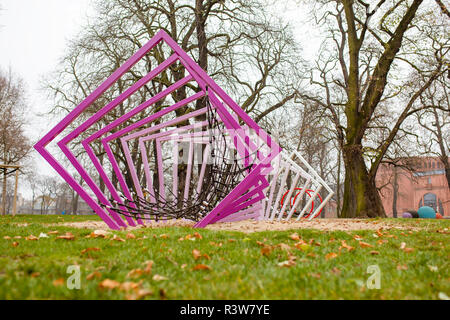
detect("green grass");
top-left (0, 215), bottom-right (449, 300)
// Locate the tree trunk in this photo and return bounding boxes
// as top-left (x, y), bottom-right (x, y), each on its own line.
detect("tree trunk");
top-left (1, 171), bottom-right (7, 215)
top-left (392, 166), bottom-right (398, 218)
top-left (341, 146), bottom-right (386, 218)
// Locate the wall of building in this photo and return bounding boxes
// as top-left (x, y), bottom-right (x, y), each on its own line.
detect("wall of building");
top-left (376, 157), bottom-right (450, 217)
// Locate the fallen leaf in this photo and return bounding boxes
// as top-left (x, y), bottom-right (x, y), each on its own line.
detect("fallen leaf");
top-left (47, 231), bottom-right (59, 235)
top-left (143, 260), bottom-right (154, 274)
top-left (86, 271), bottom-right (102, 280)
top-left (192, 249), bottom-right (202, 260)
top-left (294, 242), bottom-right (310, 251)
top-left (193, 264), bottom-right (211, 271)
top-left (81, 247), bottom-right (101, 255)
top-left (159, 234), bottom-right (169, 239)
top-left (278, 243), bottom-right (292, 252)
top-left (193, 232), bottom-right (203, 239)
top-left (397, 264), bottom-right (408, 270)
top-left (325, 252), bottom-right (338, 260)
top-left (25, 235), bottom-right (39, 241)
top-left (119, 281), bottom-right (142, 292)
top-left (428, 265), bottom-right (438, 272)
top-left (403, 247), bottom-right (414, 253)
top-left (98, 279), bottom-right (121, 290)
top-left (88, 230), bottom-right (109, 238)
top-left (261, 245), bottom-right (273, 256)
top-left (127, 269), bottom-right (144, 279)
top-left (289, 233), bottom-right (300, 241)
top-left (341, 240), bottom-right (355, 251)
top-left (354, 235), bottom-right (363, 241)
top-left (3, 236), bottom-right (11, 240)
top-left (56, 232), bottom-right (75, 240)
top-left (126, 233), bottom-right (136, 239)
top-left (14, 236), bottom-right (21, 239)
top-left (12, 242), bottom-right (19, 247)
top-left (376, 229), bottom-right (383, 237)
top-left (331, 267), bottom-right (341, 275)
top-left (112, 235), bottom-right (125, 242)
top-left (359, 241), bottom-right (374, 248)
top-left (370, 251), bottom-right (380, 255)
top-left (53, 278), bottom-right (65, 287)
top-left (126, 289), bottom-right (153, 300)
top-left (152, 274), bottom-right (168, 281)
top-left (277, 259), bottom-right (296, 268)
top-left (31, 272), bottom-right (40, 278)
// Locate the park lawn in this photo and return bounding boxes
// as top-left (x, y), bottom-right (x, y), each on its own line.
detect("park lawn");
top-left (0, 215), bottom-right (448, 300)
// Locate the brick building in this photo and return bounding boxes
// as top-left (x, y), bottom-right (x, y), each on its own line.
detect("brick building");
top-left (376, 157), bottom-right (450, 217)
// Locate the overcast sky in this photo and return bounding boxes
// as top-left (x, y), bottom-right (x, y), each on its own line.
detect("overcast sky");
top-left (0, 0), bottom-right (319, 199)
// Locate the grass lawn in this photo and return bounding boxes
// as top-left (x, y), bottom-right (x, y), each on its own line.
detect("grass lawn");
top-left (0, 215), bottom-right (448, 300)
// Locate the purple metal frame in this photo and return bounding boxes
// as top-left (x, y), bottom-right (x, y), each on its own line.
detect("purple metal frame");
top-left (34, 30), bottom-right (281, 229)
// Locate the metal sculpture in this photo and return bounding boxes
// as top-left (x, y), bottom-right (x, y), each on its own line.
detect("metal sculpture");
top-left (35, 30), bottom-right (280, 229)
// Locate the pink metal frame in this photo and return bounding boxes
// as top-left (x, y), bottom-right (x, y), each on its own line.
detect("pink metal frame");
top-left (34, 30), bottom-right (281, 229)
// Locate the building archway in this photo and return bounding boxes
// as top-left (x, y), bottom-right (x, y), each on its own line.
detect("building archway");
top-left (420, 193), bottom-right (437, 211)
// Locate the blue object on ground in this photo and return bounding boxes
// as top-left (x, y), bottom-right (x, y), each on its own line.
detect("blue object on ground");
top-left (418, 206), bottom-right (436, 219)
top-left (402, 212), bottom-right (412, 218)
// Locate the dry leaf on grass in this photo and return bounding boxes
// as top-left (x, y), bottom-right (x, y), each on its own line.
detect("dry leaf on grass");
top-left (143, 260), bottom-right (154, 274)
top-left (87, 230), bottom-right (109, 239)
top-left (341, 240), bottom-right (355, 251)
top-left (12, 242), bottom-right (19, 247)
top-left (325, 252), bottom-right (338, 260)
top-left (159, 234), bottom-right (169, 239)
top-left (81, 247), bottom-right (101, 255)
top-left (86, 271), bottom-right (102, 280)
top-left (354, 235), bottom-right (363, 241)
top-left (57, 232), bottom-right (75, 240)
top-left (31, 272), bottom-right (40, 278)
top-left (126, 233), bottom-right (136, 239)
top-left (127, 269), bottom-right (145, 279)
top-left (126, 289), bottom-right (153, 300)
top-left (260, 245), bottom-right (273, 256)
top-left (331, 267), bottom-right (341, 275)
top-left (359, 241), bottom-right (374, 248)
top-left (3, 236), bottom-right (11, 240)
top-left (98, 279), bottom-right (121, 290)
top-left (277, 260), bottom-right (296, 268)
top-left (193, 264), bottom-right (212, 271)
top-left (47, 231), bottom-right (59, 235)
top-left (289, 233), bottom-right (300, 241)
top-left (25, 235), bottom-right (39, 241)
top-left (152, 274), bottom-right (168, 281)
top-left (193, 232), bottom-right (203, 239)
top-left (112, 235), bottom-right (125, 242)
top-left (370, 251), bottom-right (380, 255)
top-left (53, 278), bottom-right (65, 286)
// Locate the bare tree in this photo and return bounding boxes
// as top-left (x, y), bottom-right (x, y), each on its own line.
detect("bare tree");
top-left (300, 0), bottom-right (449, 217)
top-left (0, 68), bottom-right (32, 215)
top-left (43, 0), bottom-right (304, 202)
top-left (415, 73), bottom-right (450, 190)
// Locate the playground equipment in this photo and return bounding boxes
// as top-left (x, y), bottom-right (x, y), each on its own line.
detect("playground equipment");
top-left (34, 30), bottom-right (333, 229)
top-left (0, 164), bottom-right (21, 216)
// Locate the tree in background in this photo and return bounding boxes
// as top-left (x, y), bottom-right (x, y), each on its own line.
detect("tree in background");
top-left (300, 0), bottom-right (449, 217)
top-left (43, 0), bottom-right (305, 200)
top-left (0, 68), bottom-right (32, 215)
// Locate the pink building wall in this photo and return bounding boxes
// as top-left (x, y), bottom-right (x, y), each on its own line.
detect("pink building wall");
top-left (376, 157), bottom-right (450, 217)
